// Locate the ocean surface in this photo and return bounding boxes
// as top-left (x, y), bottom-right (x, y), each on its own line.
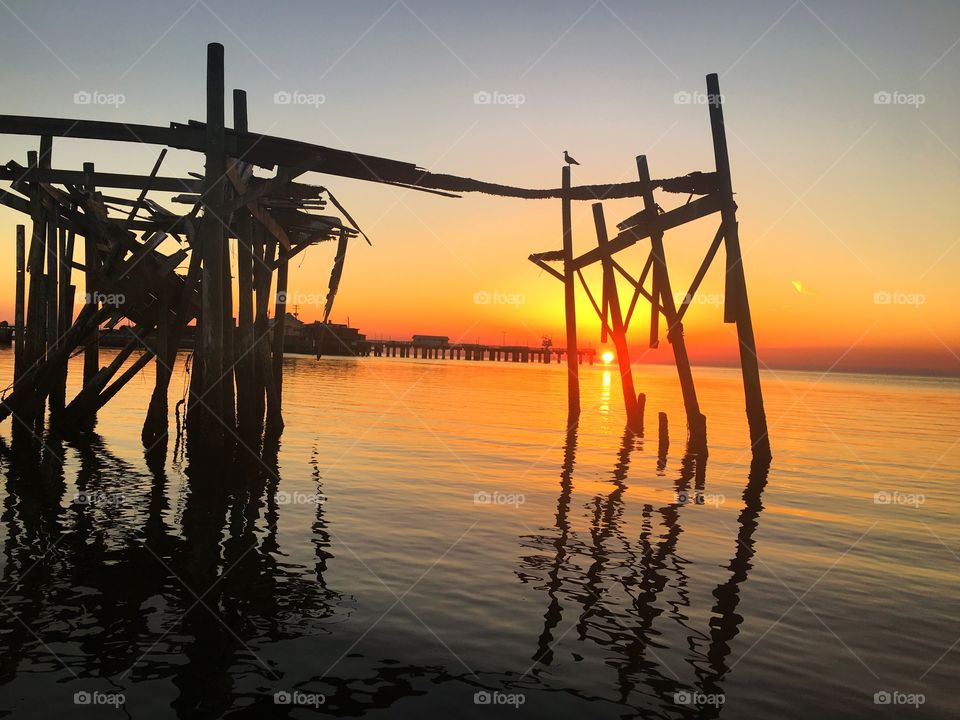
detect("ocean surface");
top-left (0, 348), bottom-right (956, 718)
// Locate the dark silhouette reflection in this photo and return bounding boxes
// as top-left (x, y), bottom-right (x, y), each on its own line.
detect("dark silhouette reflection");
top-left (518, 426), bottom-right (770, 718)
top-left (0, 411), bottom-right (771, 718)
top-left (1, 429), bottom-right (481, 718)
top-left (524, 424), bottom-right (577, 666)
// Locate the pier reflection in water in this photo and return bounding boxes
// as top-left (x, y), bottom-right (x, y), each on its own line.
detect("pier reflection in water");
top-left (0, 420), bottom-right (767, 718)
top-left (518, 424), bottom-right (769, 719)
top-left (1, 357), bottom-right (955, 719)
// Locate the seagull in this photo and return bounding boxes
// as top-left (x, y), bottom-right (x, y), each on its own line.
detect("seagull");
top-left (563, 150), bottom-right (580, 166)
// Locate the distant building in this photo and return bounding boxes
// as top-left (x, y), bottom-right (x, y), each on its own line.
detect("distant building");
top-left (412, 334), bottom-right (449, 347)
top-left (316, 322), bottom-right (366, 356)
top-left (275, 314), bottom-right (367, 356)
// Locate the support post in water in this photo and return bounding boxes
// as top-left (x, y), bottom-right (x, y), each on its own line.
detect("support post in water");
top-left (232, 88), bottom-right (259, 443)
top-left (637, 155), bottom-right (706, 451)
top-left (658, 411), bottom-right (669, 458)
top-left (592, 202), bottom-right (640, 430)
top-left (14, 224), bottom-right (24, 380)
top-left (706, 73), bottom-right (770, 460)
top-left (267, 247), bottom-right (288, 437)
top-left (561, 165), bottom-right (580, 422)
top-left (82, 162), bottom-right (100, 386)
top-left (193, 42), bottom-right (229, 450)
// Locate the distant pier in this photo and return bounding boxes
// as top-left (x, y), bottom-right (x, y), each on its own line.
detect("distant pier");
top-left (361, 340), bottom-right (595, 365)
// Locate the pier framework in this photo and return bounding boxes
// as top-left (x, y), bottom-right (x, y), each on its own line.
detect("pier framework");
top-left (0, 46), bottom-right (768, 460)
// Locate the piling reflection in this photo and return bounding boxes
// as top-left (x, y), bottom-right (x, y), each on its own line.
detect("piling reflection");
top-left (0, 413), bottom-right (771, 718)
top-left (518, 424), bottom-right (771, 718)
top-left (0, 432), bottom-right (404, 717)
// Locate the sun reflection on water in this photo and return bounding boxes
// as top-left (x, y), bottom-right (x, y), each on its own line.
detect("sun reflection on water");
top-left (599, 370), bottom-right (612, 415)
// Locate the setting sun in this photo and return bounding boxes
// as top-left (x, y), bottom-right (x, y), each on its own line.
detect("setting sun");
top-left (601, 350), bottom-right (615, 364)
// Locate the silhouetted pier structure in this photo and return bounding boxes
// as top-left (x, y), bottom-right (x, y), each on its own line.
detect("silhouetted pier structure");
top-left (0, 43), bottom-right (768, 460)
top-left (530, 74), bottom-right (770, 459)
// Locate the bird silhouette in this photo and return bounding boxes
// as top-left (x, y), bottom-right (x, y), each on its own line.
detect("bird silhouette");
top-left (563, 150), bottom-right (580, 166)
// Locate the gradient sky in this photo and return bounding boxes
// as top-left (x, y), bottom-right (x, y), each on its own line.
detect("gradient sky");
top-left (0, 0), bottom-right (957, 375)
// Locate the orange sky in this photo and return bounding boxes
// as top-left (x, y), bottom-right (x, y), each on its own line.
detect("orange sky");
top-left (0, 1), bottom-right (957, 376)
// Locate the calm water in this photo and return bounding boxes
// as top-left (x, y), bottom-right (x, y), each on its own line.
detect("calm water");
top-left (0, 348), bottom-right (957, 718)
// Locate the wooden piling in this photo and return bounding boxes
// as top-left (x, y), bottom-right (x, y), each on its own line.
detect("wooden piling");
top-left (14, 225), bottom-right (24, 380)
top-left (50, 215), bottom-right (75, 416)
top-left (637, 155), bottom-right (706, 450)
top-left (143, 239), bottom-right (202, 446)
top-left (592, 203), bottom-right (640, 429)
top-left (232, 89), bottom-right (258, 442)
top-left (561, 165), bottom-right (580, 421)
top-left (195, 42), bottom-right (229, 448)
top-left (23, 148), bottom-right (48, 427)
top-left (658, 411), bottom-right (669, 457)
top-left (705, 73), bottom-right (770, 459)
top-left (39, 136), bottom-right (59, 390)
top-left (82, 162), bottom-right (100, 386)
top-left (266, 245), bottom-right (287, 436)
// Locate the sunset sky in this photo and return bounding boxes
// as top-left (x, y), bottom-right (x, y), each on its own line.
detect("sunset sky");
top-left (0, 0), bottom-right (957, 375)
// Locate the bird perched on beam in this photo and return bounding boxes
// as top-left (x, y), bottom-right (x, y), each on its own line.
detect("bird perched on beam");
top-left (563, 150), bottom-right (580, 166)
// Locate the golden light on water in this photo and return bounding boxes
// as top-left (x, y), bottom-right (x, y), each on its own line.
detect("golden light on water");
top-left (601, 351), bottom-right (615, 364)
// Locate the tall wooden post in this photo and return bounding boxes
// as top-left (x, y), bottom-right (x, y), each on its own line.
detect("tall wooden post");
top-left (233, 89), bottom-right (258, 442)
top-left (196, 42), bottom-right (228, 448)
top-left (705, 73), bottom-right (770, 459)
top-left (14, 225), bottom-right (25, 381)
top-left (50, 216), bottom-right (75, 416)
top-left (267, 249), bottom-right (288, 435)
top-left (143, 240), bottom-right (202, 447)
top-left (561, 165), bottom-right (580, 421)
top-left (255, 230), bottom-right (279, 436)
top-left (40, 136), bottom-right (58, 368)
top-left (592, 203), bottom-right (639, 429)
top-left (82, 162), bottom-right (100, 385)
top-left (23, 149), bottom-right (47, 427)
top-left (637, 155), bottom-right (706, 449)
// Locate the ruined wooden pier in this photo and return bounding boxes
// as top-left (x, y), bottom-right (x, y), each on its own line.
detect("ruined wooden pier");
top-left (530, 74), bottom-right (770, 458)
top-left (0, 45), bottom-right (768, 460)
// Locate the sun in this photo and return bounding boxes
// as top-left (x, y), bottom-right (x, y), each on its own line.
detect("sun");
top-left (601, 350), bottom-right (615, 364)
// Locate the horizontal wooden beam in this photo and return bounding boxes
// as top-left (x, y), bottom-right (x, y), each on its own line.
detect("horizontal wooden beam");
top-left (0, 114), bottom-right (717, 200)
top-left (0, 164), bottom-right (200, 193)
top-left (528, 254), bottom-right (564, 282)
top-left (571, 194), bottom-right (722, 271)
